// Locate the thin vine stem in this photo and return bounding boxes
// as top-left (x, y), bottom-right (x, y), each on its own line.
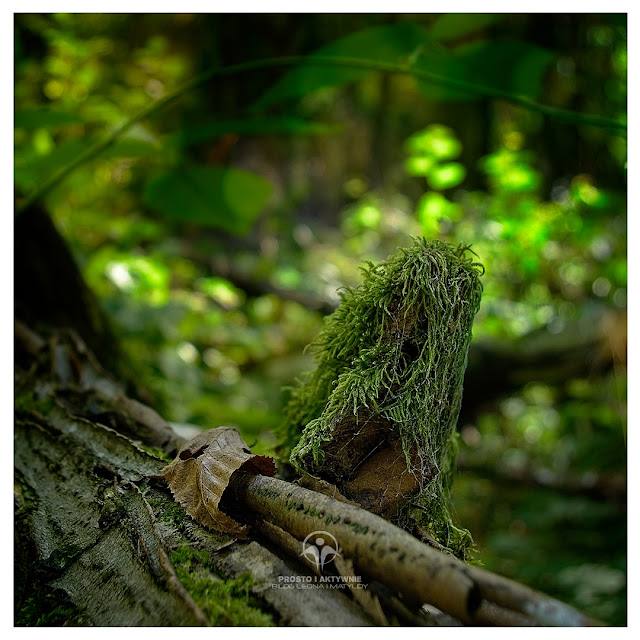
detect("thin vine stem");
top-left (16, 54), bottom-right (626, 216)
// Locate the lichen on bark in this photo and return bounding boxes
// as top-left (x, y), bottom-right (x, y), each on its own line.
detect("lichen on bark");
top-left (279, 237), bottom-right (483, 558)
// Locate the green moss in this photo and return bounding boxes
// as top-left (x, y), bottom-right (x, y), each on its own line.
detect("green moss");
top-left (170, 546), bottom-right (275, 626)
top-left (16, 591), bottom-right (91, 627)
top-left (140, 444), bottom-right (173, 462)
top-left (15, 391), bottom-right (55, 416)
top-left (159, 500), bottom-right (187, 528)
top-left (280, 238), bottom-right (483, 559)
top-left (147, 494), bottom-right (189, 530)
top-left (98, 487), bottom-right (125, 530)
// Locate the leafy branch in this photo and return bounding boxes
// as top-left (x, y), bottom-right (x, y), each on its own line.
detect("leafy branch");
top-left (16, 54), bottom-right (626, 217)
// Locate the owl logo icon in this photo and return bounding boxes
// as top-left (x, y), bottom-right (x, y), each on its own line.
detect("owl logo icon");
top-left (300, 531), bottom-right (340, 571)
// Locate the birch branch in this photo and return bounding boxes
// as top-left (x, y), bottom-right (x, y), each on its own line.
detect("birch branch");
top-left (225, 472), bottom-right (605, 627)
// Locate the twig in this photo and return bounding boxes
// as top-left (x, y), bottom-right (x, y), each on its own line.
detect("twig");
top-left (226, 473), bottom-right (605, 626)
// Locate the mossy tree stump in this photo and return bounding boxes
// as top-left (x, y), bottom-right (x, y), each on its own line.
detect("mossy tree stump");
top-left (280, 238), bottom-right (484, 558)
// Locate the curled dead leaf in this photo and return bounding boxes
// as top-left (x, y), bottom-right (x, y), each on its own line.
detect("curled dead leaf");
top-left (161, 427), bottom-right (276, 537)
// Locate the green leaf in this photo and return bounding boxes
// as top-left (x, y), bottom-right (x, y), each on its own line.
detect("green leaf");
top-left (344, 202), bottom-right (382, 232)
top-left (411, 50), bottom-right (472, 101)
top-left (15, 138), bottom-right (93, 185)
top-left (480, 149), bottom-right (541, 192)
top-left (473, 40), bottom-right (554, 100)
top-left (428, 14), bottom-right (506, 42)
top-left (415, 39), bottom-right (554, 102)
top-left (405, 125), bottom-right (462, 160)
top-left (416, 192), bottom-right (462, 235)
top-left (143, 165), bottom-right (273, 234)
top-left (170, 117), bottom-right (341, 148)
top-left (101, 137), bottom-right (161, 160)
top-left (253, 22), bottom-right (430, 110)
top-left (196, 277), bottom-right (243, 309)
top-left (14, 134), bottom-right (159, 190)
top-left (428, 162), bottom-right (467, 190)
top-left (404, 156), bottom-right (436, 177)
top-left (14, 107), bottom-right (89, 129)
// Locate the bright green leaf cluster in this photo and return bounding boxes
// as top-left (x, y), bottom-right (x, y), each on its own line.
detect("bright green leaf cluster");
top-left (404, 126), bottom-right (466, 189)
top-left (405, 125), bottom-right (462, 161)
top-left (480, 149), bottom-right (541, 193)
top-left (405, 125), bottom-right (466, 236)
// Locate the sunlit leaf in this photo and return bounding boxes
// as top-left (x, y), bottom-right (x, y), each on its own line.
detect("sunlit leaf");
top-left (143, 165), bottom-right (273, 235)
top-left (429, 14), bottom-right (506, 42)
top-left (404, 156), bottom-right (435, 177)
top-left (104, 254), bottom-right (171, 306)
top-left (499, 165), bottom-right (540, 192)
top-left (417, 192), bottom-right (446, 218)
top-left (196, 277), bottom-right (243, 309)
top-left (273, 267), bottom-right (302, 289)
top-left (480, 149), bottom-right (541, 192)
top-left (405, 125), bottom-right (462, 160)
top-left (570, 176), bottom-right (617, 209)
top-left (32, 129), bottom-right (54, 155)
top-left (253, 22), bottom-right (430, 110)
top-left (358, 205), bottom-right (381, 229)
top-left (480, 149), bottom-right (517, 175)
top-left (428, 162), bottom-right (467, 190)
top-left (416, 192), bottom-right (461, 235)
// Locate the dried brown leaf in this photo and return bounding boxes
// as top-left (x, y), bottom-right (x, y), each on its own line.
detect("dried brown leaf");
top-left (161, 427), bottom-right (276, 537)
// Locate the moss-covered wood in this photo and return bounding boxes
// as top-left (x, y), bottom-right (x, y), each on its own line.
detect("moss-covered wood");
top-left (280, 238), bottom-right (483, 557)
top-left (15, 318), bottom-right (605, 627)
top-left (13, 325), bottom-right (377, 626)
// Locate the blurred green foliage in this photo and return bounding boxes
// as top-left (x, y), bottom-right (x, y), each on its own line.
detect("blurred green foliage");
top-left (15, 13), bottom-right (626, 624)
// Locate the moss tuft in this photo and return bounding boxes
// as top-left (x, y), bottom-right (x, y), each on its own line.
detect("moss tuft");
top-left (170, 546), bottom-right (275, 626)
top-left (15, 591), bottom-right (90, 627)
top-left (146, 494), bottom-right (190, 532)
top-left (279, 238), bottom-right (483, 558)
top-left (140, 444), bottom-right (173, 462)
top-left (15, 391), bottom-right (55, 416)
